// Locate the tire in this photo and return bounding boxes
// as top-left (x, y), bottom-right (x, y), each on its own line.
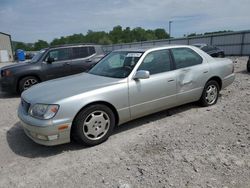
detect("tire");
top-left (18, 76), bottom-right (39, 93)
top-left (72, 104), bottom-right (115, 146)
top-left (247, 58), bottom-right (250, 72)
top-left (199, 80), bottom-right (219, 107)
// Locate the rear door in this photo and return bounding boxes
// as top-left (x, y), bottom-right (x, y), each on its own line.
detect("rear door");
top-left (42, 48), bottom-right (72, 80)
top-left (171, 47), bottom-right (210, 104)
top-left (129, 49), bottom-right (177, 119)
top-left (70, 46), bottom-right (96, 74)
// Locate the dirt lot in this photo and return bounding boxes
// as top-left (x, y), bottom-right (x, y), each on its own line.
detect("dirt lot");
top-left (0, 57), bottom-right (249, 188)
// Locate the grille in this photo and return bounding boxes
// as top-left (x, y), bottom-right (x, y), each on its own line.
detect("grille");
top-left (21, 99), bottom-right (30, 114)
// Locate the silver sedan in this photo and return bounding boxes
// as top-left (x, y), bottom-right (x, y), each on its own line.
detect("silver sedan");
top-left (18, 45), bottom-right (235, 146)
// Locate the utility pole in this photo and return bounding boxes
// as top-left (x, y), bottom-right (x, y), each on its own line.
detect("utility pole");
top-left (169, 21), bottom-right (173, 38)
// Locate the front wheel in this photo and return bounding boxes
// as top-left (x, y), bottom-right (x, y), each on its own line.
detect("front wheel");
top-left (72, 104), bottom-right (115, 146)
top-left (18, 76), bottom-right (39, 93)
top-left (199, 80), bottom-right (219, 107)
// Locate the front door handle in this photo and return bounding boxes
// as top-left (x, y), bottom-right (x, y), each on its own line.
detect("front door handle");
top-left (203, 70), bottom-right (208, 74)
top-left (168, 79), bottom-right (175, 82)
top-left (64, 62), bottom-right (70, 65)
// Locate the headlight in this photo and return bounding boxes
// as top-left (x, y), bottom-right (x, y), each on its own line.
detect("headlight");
top-left (29, 104), bottom-right (59, 119)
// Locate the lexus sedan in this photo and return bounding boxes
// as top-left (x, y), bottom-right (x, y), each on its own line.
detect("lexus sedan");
top-left (18, 45), bottom-right (235, 146)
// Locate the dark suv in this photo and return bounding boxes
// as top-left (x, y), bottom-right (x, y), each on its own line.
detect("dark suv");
top-left (0, 44), bottom-right (104, 93)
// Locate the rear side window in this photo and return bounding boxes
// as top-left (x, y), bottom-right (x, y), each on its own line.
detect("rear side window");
top-left (138, 49), bottom-right (172, 75)
top-left (89, 47), bottom-right (96, 55)
top-left (171, 48), bottom-right (203, 69)
top-left (72, 47), bottom-right (89, 59)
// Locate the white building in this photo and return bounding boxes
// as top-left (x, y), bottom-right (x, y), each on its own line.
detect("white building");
top-left (0, 32), bottom-right (14, 63)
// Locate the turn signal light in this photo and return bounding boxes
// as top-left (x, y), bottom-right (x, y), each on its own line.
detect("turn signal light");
top-left (58, 125), bottom-right (69, 130)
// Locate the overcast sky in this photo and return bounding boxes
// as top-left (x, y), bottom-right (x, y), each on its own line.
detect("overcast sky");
top-left (0, 0), bottom-right (249, 43)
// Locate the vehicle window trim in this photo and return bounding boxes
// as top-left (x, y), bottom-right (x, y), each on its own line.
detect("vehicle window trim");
top-left (170, 47), bottom-right (203, 70)
top-left (137, 49), bottom-right (174, 75)
top-left (44, 48), bottom-right (72, 64)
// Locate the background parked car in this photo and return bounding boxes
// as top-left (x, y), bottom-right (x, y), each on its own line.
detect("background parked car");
top-left (193, 44), bottom-right (225, 58)
top-left (247, 56), bottom-right (250, 72)
top-left (0, 44), bottom-right (104, 93)
top-left (25, 52), bottom-right (36, 60)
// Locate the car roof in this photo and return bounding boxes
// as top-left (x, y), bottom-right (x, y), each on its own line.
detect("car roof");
top-left (49, 43), bottom-right (102, 50)
top-left (113, 44), bottom-right (195, 52)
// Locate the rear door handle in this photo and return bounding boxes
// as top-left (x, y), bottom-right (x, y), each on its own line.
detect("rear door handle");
top-left (203, 71), bottom-right (208, 74)
top-left (64, 62), bottom-right (70, 65)
top-left (168, 79), bottom-right (175, 82)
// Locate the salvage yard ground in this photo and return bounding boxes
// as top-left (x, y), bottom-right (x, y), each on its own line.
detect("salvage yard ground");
top-left (0, 57), bottom-right (249, 188)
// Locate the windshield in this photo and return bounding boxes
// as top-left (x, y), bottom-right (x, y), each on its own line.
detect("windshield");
top-left (89, 51), bottom-right (143, 78)
top-left (30, 49), bottom-right (46, 62)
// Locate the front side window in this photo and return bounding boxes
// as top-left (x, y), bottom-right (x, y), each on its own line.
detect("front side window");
top-left (47, 48), bottom-right (71, 62)
top-left (138, 49), bottom-right (171, 75)
top-left (171, 48), bottom-right (203, 69)
top-left (89, 51), bottom-right (142, 78)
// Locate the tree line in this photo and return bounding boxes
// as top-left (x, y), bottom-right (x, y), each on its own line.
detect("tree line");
top-left (13, 25), bottom-right (233, 51)
top-left (13, 25), bottom-right (169, 51)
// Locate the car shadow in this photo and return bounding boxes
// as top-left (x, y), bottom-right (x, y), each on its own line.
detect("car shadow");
top-left (113, 103), bottom-right (198, 135)
top-left (7, 103), bottom-right (199, 159)
top-left (0, 90), bottom-right (19, 99)
top-left (6, 122), bottom-right (85, 158)
top-left (237, 70), bottom-right (250, 75)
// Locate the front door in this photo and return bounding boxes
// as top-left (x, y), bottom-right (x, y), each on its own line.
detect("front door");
top-left (129, 49), bottom-right (177, 119)
top-left (42, 48), bottom-right (72, 80)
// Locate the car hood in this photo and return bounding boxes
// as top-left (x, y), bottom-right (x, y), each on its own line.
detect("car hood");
top-left (22, 73), bottom-right (125, 104)
top-left (1, 62), bottom-right (32, 70)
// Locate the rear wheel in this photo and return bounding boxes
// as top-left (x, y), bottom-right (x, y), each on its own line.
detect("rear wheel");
top-left (72, 104), bottom-right (115, 146)
top-left (18, 76), bottom-right (39, 93)
top-left (199, 80), bottom-right (219, 107)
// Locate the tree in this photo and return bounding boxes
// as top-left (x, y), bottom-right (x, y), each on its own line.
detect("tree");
top-left (109, 25), bottom-right (123, 43)
top-left (34, 40), bottom-right (49, 50)
top-left (154, 28), bottom-right (169, 39)
top-left (13, 42), bottom-right (32, 51)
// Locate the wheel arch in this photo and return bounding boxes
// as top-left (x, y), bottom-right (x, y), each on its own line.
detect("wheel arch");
top-left (16, 74), bottom-right (42, 92)
top-left (207, 76), bottom-right (222, 90)
top-left (72, 101), bottom-right (120, 128)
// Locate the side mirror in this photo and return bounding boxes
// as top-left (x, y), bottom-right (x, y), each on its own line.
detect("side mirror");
top-left (47, 57), bottom-right (55, 64)
top-left (133, 70), bottom-right (150, 80)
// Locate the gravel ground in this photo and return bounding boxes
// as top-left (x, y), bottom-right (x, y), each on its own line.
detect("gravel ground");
top-left (0, 57), bottom-right (249, 188)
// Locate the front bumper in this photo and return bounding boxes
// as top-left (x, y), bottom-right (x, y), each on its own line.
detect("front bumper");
top-left (18, 105), bottom-right (71, 146)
